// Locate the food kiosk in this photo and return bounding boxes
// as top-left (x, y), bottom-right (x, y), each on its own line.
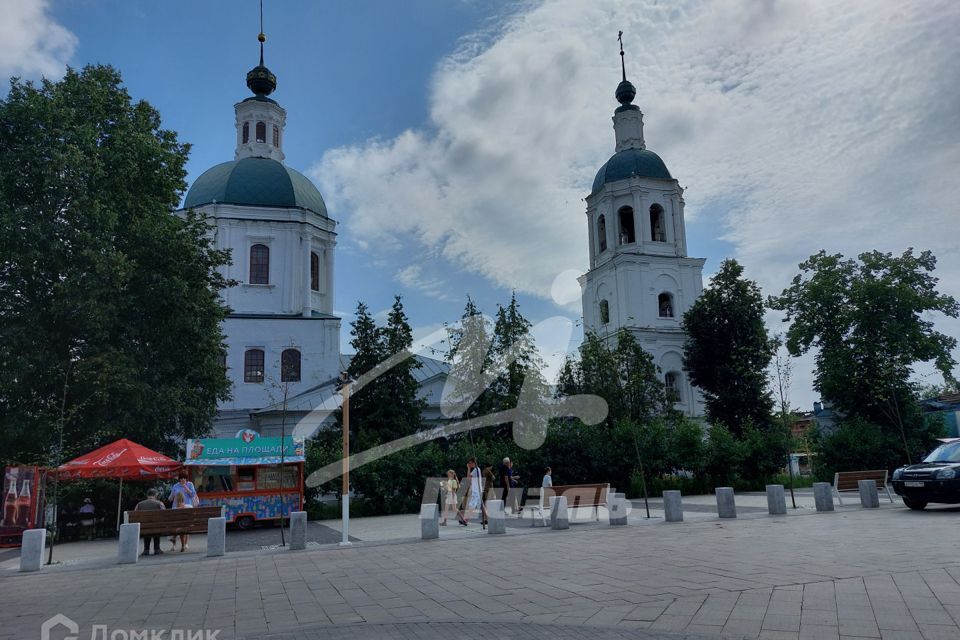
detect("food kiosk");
top-left (183, 431), bottom-right (304, 529)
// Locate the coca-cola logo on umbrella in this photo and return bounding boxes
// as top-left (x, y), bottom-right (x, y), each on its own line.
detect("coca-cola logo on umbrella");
top-left (94, 449), bottom-right (127, 467)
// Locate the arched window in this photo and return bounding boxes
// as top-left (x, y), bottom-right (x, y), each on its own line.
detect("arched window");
top-left (597, 215), bottom-right (607, 253)
top-left (281, 349), bottom-right (301, 382)
top-left (618, 206), bottom-right (635, 244)
top-left (255, 121), bottom-right (266, 143)
top-left (665, 372), bottom-right (681, 403)
top-left (599, 299), bottom-right (610, 324)
top-left (650, 204), bottom-right (666, 242)
top-left (310, 251), bottom-right (320, 291)
top-left (244, 349), bottom-right (265, 383)
top-left (273, 125), bottom-right (280, 147)
top-left (217, 351), bottom-right (227, 370)
top-left (658, 292), bottom-right (674, 318)
top-left (249, 244), bottom-right (269, 284)
top-left (242, 122), bottom-right (249, 144)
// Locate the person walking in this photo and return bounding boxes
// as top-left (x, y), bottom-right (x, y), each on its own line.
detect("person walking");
top-left (481, 463), bottom-right (496, 529)
top-left (134, 488), bottom-right (165, 556)
top-left (461, 457), bottom-right (484, 526)
top-left (500, 458), bottom-right (522, 516)
top-left (168, 472), bottom-right (198, 552)
top-left (542, 466), bottom-right (553, 489)
top-left (440, 469), bottom-right (463, 526)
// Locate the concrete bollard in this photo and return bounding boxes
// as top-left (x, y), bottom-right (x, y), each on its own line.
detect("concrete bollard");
top-left (289, 511), bottom-right (307, 550)
top-left (420, 503), bottom-right (439, 540)
top-left (813, 482), bottom-right (835, 512)
top-left (19, 528), bottom-right (46, 572)
top-left (608, 492), bottom-right (628, 526)
top-left (118, 522), bottom-right (140, 564)
top-left (550, 496), bottom-right (570, 530)
top-left (206, 517), bottom-right (226, 557)
top-left (858, 480), bottom-right (880, 509)
top-left (766, 484), bottom-right (787, 515)
top-left (663, 490), bottom-right (683, 523)
top-left (716, 487), bottom-right (737, 518)
top-left (487, 500), bottom-right (506, 534)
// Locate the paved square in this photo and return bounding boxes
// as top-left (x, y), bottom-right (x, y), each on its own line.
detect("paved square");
top-left (2, 504), bottom-right (958, 640)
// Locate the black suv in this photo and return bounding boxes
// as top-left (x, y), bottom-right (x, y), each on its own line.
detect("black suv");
top-left (892, 440), bottom-right (960, 510)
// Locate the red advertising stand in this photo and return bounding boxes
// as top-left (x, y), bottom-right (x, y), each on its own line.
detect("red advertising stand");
top-left (1, 466), bottom-right (49, 548)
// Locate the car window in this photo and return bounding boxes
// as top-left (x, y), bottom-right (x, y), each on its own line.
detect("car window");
top-left (923, 442), bottom-right (960, 463)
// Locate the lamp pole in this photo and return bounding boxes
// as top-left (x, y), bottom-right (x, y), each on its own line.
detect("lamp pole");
top-left (339, 372), bottom-right (352, 546)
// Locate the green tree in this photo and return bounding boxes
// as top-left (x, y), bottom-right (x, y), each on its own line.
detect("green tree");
top-left (332, 297), bottom-right (425, 511)
top-left (682, 259), bottom-right (775, 435)
top-left (0, 65), bottom-right (231, 464)
top-left (444, 296), bottom-right (496, 421)
top-left (488, 293), bottom-right (549, 445)
top-left (769, 249), bottom-right (958, 463)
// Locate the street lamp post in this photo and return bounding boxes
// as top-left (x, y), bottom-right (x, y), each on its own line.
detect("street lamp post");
top-left (339, 372), bottom-right (352, 547)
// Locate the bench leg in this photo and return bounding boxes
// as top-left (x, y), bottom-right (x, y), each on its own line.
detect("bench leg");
top-left (834, 487), bottom-right (843, 506)
top-left (885, 485), bottom-right (894, 503)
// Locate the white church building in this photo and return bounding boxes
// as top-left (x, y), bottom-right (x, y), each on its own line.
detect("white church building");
top-left (179, 34), bottom-right (703, 436)
top-left (177, 39), bottom-right (451, 438)
top-left (579, 56), bottom-right (706, 418)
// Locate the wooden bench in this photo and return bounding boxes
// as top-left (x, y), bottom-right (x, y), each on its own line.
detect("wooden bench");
top-left (125, 506), bottom-right (224, 536)
top-left (529, 483), bottom-right (611, 526)
top-left (832, 470), bottom-right (894, 505)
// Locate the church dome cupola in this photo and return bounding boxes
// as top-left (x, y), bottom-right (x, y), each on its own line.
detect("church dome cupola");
top-left (233, 24), bottom-right (286, 163)
top-left (590, 31), bottom-right (671, 193)
top-left (246, 32), bottom-right (277, 97)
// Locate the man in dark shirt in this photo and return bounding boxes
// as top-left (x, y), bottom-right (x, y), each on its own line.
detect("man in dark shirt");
top-left (134, 488), bottom-right (165, 556)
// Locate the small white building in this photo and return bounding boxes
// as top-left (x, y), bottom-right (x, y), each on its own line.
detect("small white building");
top-left (579, 65), bottom-right (706, 417)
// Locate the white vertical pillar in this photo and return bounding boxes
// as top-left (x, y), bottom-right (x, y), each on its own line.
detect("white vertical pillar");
top-left (302, 234), bottom-right (311, 318)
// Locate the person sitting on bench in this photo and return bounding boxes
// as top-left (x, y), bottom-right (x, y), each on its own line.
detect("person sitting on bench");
top-left (134, 488), bottom-right (165, 556)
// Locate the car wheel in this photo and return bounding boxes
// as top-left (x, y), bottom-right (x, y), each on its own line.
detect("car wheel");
top-left (903, 498), bottom-right (928, 511)
top-left (236, 515), bottom-right (255, 530)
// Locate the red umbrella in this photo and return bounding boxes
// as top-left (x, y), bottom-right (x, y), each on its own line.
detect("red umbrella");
top-left (58, 439), bottom-right (181, 480)
top-left (58, 439), bottom-right (182, 530)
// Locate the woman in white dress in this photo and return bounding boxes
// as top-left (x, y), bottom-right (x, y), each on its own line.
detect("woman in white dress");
top-left (461, 457), bottom-right (484, 526)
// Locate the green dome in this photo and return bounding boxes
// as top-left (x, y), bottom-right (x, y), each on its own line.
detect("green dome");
top-left (184, 157), bottom-right (327, 216)
top-left (592, 148), bottom-right (672, 193)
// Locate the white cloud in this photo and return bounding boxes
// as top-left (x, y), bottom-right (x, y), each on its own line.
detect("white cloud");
top-left (315, 0), bottom-right (960, 399)
top-left (0, 0), bottom-right (76, 79)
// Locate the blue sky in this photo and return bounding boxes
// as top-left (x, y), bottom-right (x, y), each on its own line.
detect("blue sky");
top-left (4, 0), bottom-right (960, 409)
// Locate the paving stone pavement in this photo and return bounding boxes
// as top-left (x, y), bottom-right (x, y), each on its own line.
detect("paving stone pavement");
top-left (2, 506), bottom-right (959, 640)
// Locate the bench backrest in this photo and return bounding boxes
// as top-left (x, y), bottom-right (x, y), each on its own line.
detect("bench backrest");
top-left (833, 470), bottom-right (888, 492)
top-left (540, 484), bottom-right (609, 509)
top-left (126, 506), bottom-right (224, 535)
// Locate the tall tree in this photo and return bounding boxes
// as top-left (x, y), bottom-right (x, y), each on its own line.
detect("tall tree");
top-left (561, 330), bottom-right (670, 426)
top-left (445, 296), bottom-right (495, 420)
top-left (376, 295), bottom-right (425, 441)
top-left (682, 259), bottom-right (775, 435)
top-left (769, 249), bottom-right (958, 462)
top-left (0, 66), bottom-right (231, 463)
top-left (489, 293), bottom-right (548, 444)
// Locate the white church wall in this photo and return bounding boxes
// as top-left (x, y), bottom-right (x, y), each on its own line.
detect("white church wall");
top-left (221, 317), bottom-right (341, 412)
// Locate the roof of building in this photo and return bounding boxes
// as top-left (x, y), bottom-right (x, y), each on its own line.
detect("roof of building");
top-left (592, 147), bottom-right (672, 193)
top-left (183, 157), bottom-right (327, 216)
top-left (251, 354), bottom-right (451, 415)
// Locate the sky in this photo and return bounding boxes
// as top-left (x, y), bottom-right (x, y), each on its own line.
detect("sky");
top-left (3, 0), bottom-right (959, 411)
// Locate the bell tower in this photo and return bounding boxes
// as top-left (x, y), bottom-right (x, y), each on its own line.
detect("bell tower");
top-left (579, 33), bottom-right (706, 417)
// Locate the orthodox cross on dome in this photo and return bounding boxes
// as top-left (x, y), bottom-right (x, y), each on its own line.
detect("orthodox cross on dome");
top-left (615, 30), bottom-right (636, 107)
top-left (259, 0), bottom-right (265, 65)
top-left (618, 30), bottom-right (626, 82)
top-left (246, 0), bottom-right (277, 97)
